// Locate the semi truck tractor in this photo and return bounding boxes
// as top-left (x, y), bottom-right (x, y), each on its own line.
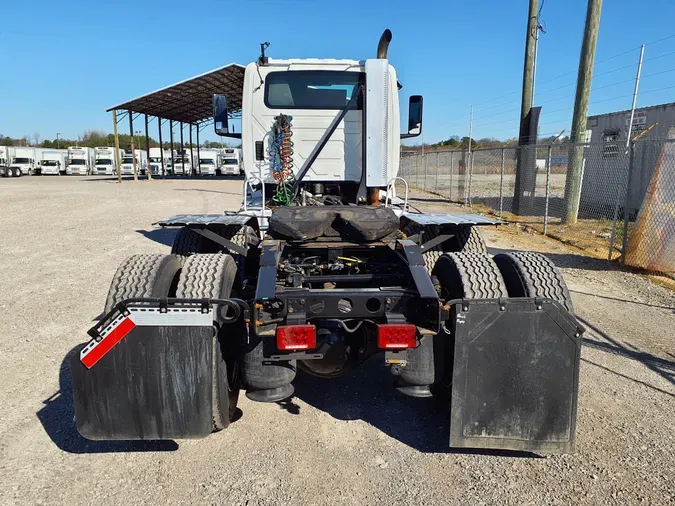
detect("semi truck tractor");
top-left (39, 150), bottom-right (67, 175)
top-left (94, 147), bottom-right (124, 175)
top-left (197, 149), bottom-right (220, 175)
top-left (66, 146), bottom-right (95, 175)
top-left (219, 147), bottom-right (242, 176)
top-left (149, 147), bottom-right (171, 176)
top-left (72, 31), bottom-right (582, 454)
top-left (8, 147), bottom-right (40, 176)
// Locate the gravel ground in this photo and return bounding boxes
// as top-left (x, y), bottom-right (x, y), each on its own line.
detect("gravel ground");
top-left (1, 177), bottom-right (673, 506)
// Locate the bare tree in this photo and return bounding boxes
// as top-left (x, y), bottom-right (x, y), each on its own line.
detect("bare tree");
top-left (31, 132), bottom-right (41, 146)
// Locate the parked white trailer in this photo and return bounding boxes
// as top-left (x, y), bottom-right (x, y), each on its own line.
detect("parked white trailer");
top-left (94, 147), bottom-right (124, 175)
top-left (220, 147), bottom-right (242, 176)
top-left (120, 150), bottom-right (147, 176)
top-left (197, 149), bottom-right (220, 175)
top-left (39, 150), bottom-right (68, 175)
top-left (9, 147), bottom-right (40, 176)
top-left (67, 147), bottom-right (95, 175)
top-left (149, 148), bottom-right (171, 176)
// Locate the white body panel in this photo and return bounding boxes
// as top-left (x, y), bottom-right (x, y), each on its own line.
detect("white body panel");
top-left (66, 146), bottom-right (95, 175)
top-left (94, 147), bottom-right (123, 175)
top-left (197, 149), bottom-right (220, 175)
top-left (40, 151), bottom-right (67, 175)
top-left (241, 59), bottom-right (400, 186)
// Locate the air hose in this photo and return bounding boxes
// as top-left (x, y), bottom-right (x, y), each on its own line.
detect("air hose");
top-left (268, 114), bottom-right (294, 206)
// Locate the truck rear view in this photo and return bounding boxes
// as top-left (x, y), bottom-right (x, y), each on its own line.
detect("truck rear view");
top-left (71, 30), bottom-right (582, 454)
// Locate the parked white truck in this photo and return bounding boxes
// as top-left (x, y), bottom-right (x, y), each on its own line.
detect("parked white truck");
top-left (172, 150), bottom-right (192, 175)
top-left (197, 149), bottom-right (220, 175)
top-left (220, 147), bottom-right (242, 176)
top-left (120, 149), bottom-right (148, 176)
top-left (94, 147), bottom-right (124, 175)
top-left (39, 150), bottom-right (68, 175)
top-left (9, 147), bottom-right (41, 176)
top-left (67, 146), bottom-right (95, 175)
top-left (149, 148), bottom-right (171, 176)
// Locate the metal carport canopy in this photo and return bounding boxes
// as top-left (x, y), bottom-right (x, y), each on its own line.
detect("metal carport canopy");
top-left (106, 62), bottom-right (245, 124)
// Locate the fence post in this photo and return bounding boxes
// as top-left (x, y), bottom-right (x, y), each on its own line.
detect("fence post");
top-left (435, 152), bottom-right (440, 192)
top-left (544, 145), bottom-right (552, 235)
top-left (608, 148), bottom-right (631, 261)
top-left (423, 151), bottom-right (427, 190)
top-left (621, 142), bottom-right (636, 265)
top-left (449, 151), bottom-right (454, 200)
top-left (499, 147), bottom-right (505, 218)
top-left (467, 151), bottom-right (473, 206)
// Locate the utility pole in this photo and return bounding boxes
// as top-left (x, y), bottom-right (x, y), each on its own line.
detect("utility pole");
top-left (625, 45), bottom-right (645, 149)
top-left (520, 0), bottom-right (538, 135)
top-left (564, 0), bottom-right (603, 224)
top-left (112, 111), bottom-right (122, 184)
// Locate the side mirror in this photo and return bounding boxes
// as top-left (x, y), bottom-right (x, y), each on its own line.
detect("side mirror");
top-left (403, 95), bottom-right (423, 138)
top-left (213, 95), bottom-right (229, 136)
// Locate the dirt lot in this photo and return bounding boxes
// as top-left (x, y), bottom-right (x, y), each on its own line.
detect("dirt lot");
top-left (0, 177), bottom-right (673, 505)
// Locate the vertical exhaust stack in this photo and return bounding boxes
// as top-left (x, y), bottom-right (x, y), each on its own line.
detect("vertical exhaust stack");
top-left (377, 29), bottom-right (392, 59)
top-left (367, 29), bottom-right (393, 206)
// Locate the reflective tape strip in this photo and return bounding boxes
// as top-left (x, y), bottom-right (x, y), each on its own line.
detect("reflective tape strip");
top-left (80, 317), bottom-right (136, 369)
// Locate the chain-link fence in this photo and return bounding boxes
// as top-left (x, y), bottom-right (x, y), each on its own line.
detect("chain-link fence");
top-left (400, 138), bottom-right (675, 278)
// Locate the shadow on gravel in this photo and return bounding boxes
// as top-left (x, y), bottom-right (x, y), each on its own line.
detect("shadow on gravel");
top-left (292, 357), bottom-right (540, 458)
top-left (173, 188), bottom-right (242, 195)
top-left (37, 346), bottom-right (179, 454)
top-left (578, 316), bottom-right (675, 394)
top-left (136, 228), bottom-right (177, 247)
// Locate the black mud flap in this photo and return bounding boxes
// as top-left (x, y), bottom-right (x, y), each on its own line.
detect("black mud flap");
top-left (449, 299), bottom-right (582, 454)
top-left (72, 304), bottom-right (216, 440)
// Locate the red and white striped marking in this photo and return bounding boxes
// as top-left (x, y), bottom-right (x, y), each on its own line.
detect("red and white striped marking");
top-left (81, 307), bottom-right (214, 369)
top-left (80, 316), bottom-right (136, 369)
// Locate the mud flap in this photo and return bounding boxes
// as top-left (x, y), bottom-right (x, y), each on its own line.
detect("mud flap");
top-left (449, 299), bottom-right (582, 454)
top-left (72, 305), bottom-right (216, 440)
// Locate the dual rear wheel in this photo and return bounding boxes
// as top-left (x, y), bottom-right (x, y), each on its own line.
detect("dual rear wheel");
top-left (104, 252), bottom-right (243, 431)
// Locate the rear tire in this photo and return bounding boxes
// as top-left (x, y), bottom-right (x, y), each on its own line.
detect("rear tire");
top-left (176, 254), bottom-right (242, 431)
top-left (453, 226), bottom-right (487, 254)
top-left (432, 252), bottom-right (507, 300)
top-left (494, 251), bottom-right (574, 313)
top-left (104, 254), bottom-right (181, 313)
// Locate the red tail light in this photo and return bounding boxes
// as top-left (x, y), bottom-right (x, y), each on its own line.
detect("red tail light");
top-left (377, 324), bottom-right (417, 349)
top-left (276, 325), bottom-right (316, 351)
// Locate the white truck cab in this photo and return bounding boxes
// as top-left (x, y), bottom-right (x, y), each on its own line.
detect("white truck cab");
top-left (67, 147), bottom-right (95, 175)
top-left (239, 59), bottom-right (401, 187)
top-left (149, 148), bottom-right (171, 176)
top-left (172, 150), bottom-right (192, 175)
top-left (120, 150), bottom-right (147, 176)
top-left (220, 148), bottom-right (242, 176)
top-left (40, 150), bottom-right (67, 175)
top-left (94, 147), bottom-right (124, 175)
top-left (197, 149), bottom-right (220, 176)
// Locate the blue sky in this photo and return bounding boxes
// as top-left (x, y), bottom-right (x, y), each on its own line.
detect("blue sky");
top-left (2, 0), bottom-right (675, 144)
